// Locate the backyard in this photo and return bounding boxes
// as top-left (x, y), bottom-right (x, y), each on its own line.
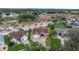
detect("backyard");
top-left (54, 22), bottom-right (65, 28)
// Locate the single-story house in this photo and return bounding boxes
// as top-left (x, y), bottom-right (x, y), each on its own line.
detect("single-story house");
top-left (55, 28), bottom-right (70, 37)
top-left (32, 27), bottom-right (48, 39)
top-left (9, 29), bottom-right (29, 44)
top-left (67, 18), bottom-right (78, 26)
top-left (9, 27), bottom-right (48, 46)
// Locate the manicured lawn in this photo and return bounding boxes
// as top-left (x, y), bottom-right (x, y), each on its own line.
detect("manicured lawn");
top-left (8, 43), bottom-right (26, 51)
top-left (51, 37), bottom-right (61, 50)
top-left (45, 37), bottom-right (61, 51)
top-left (4, 35), bottom-right (10, 45)
top-left (30, 42), bottom-right (46, 51)
top-left (18, 18), bottom-right (33, 23)
top-left (54, 23), bottom-right (65, 28)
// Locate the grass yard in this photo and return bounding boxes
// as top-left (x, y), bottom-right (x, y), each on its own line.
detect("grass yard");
top-left (45, 36), bottom-right (61, 51)
top-left (8, 43), bottom-right (26, 51)
top-left (54, 23), bottom-right (65, 28)
top-left (4, 35), bottom-right (10, 45)
top-left (18, 18), bottom-right (33, 23)
top-left (51, 37), bottom-right (61, 50)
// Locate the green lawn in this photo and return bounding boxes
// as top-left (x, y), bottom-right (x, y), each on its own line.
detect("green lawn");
top-left (51, 37), bottom-right (61, 50)
top-left (54, 23), bottom-right (65, 28)
top-left (18, 18), bottom-right (33, 23)
top-left (4, 35), bottom-right (10, 45)
top-left (45, 36), bottom-right (61, 51)
top-left (8, 43), bottom-right (26, 51)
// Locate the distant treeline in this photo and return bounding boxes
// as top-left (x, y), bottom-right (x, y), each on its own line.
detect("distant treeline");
top-left (0, 8), bottom-right (79, 14)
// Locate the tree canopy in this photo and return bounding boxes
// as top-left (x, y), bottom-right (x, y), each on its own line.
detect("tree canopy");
top-left (63, 28), bottom-right (79, 51)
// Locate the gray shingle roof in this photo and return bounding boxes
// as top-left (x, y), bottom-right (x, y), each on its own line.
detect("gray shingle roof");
top-left (55, 28), bottom-right (70, 34)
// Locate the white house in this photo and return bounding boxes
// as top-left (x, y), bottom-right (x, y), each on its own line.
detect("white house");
top-left (67, 18), bottom-right (78, 26)
top-left (32, 34), bottom-right (40, 39)
top-left (11, 37), bottom-right (17, 43)
top-left (20, 35), bottom-right (29, 44)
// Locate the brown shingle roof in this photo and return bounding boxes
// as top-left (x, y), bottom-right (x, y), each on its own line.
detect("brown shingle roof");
top-left (9, 29), bottom-right (27, 39)
top-left (32, 27), bottom-right (48, 35)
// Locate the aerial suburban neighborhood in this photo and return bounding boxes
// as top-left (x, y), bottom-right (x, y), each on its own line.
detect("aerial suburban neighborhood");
top-left (0, 9), bottom-right (79, 51)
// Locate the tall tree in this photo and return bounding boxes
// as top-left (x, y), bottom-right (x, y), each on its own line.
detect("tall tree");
top-left (46, 23), bottom-right (61, 51)
top-left (63, 28), bottom-right (79, 51)
top-left (27, 29), bottom-right (46, 51)
top-left (28, 29), bottom-right (33, 45)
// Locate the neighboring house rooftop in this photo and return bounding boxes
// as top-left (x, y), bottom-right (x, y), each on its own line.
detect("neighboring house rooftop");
top-left (55, 28), bottom-right (70, 37)
top-left (9, 27), bottom-right (48, 39)
top-left (32, 27), bottom-right (48, 35)
top-left (9, 29), bottom-right (27, 39)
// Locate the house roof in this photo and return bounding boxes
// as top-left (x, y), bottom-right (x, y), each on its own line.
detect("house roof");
top-left (9, 29), bottom-right (27, 39)
top-left (1, 24), bottom-right (9, 29)
top-left (55, 28), bottom-right (70, 34)
top-left (9, 27), bottom-right (48, 39)
top-left (32, 27), bottom-right (48, 34)
top-left (38, 13), bottom-right (51, 22)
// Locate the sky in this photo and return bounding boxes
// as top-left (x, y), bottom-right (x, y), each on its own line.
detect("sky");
top-left (0, 0), bottom-right (79, 9)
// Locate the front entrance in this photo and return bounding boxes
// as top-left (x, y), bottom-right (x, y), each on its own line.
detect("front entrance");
top-left (40, 33), bottom-right (45, 37)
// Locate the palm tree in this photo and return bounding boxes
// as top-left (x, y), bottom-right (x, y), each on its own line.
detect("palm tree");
top-left (46, 21), bottom-right (61, 51)
top-left (27, 29), bottom-right (46, 51)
